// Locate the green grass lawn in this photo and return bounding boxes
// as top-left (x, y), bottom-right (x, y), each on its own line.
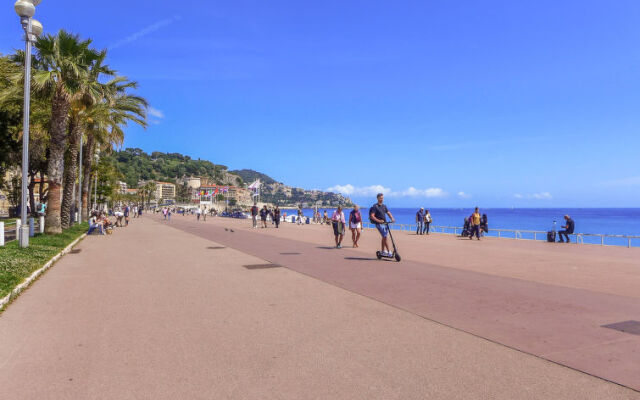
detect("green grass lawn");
top-left (0, 218), bottom-right (17, 227)
top-left (0, 223), bottom-right (88, 299)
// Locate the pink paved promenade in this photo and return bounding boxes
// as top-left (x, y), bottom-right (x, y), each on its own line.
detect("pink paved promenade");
top-left (0, 214), bottom-right (638, 399)
top-left (159, 213), bottom-right (640, 391)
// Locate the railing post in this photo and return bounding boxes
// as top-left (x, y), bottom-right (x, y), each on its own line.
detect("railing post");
top-left (601, 235), bottom-right (604, 246)
top-left (534, 232), bottom-right (537, 241)
top-left (39, 215), bottom-right (45, 234)
top-left (629, 237), bottom-right (631, 248)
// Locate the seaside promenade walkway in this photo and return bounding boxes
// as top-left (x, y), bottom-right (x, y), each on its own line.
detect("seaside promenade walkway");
top-left (0, 215), bottom-right (638, 399)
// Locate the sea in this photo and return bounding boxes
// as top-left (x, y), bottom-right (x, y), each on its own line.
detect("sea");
top-left (283, 207), bottom-right (640, 247)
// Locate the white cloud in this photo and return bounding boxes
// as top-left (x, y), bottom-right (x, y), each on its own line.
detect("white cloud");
top-left (398, 187), bottom-right (446, 198)
top-left (110, 16), bottom-right (182, 50)
top-left (458, 191), bottom-right (470, 198)
top-left (514, 192), bottom-right (552, 200)
top-left (326, 184), bottom-right (392, 197)
top-left (327, 184), bottom-right (446, 198)
top-left (148, 107), bottom-right (165, 119)
top-left (532, 192), bottom-right (552, 200)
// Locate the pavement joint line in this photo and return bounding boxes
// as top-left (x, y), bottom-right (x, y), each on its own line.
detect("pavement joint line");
top-left (159, 216), bottom-right (640, 394)
top-left (0, 233), bottom-right (87, 312)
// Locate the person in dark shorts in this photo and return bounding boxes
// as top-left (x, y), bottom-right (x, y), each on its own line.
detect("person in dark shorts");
top-left (558, 215), bottom-right (575, 243)
top-left (251, 203), bottom-right (259, 228)
top-left (260, 205), bottom-right (268, 228)
top-left (369, 193), bottom-right (395, 257)
top-left (469, 207), bottom-right (481, 240)
top-left (273, 206), bottom-right (281, 228)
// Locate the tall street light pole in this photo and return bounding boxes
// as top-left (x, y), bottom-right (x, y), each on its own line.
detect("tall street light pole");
top-left (14, 0), bottom-right (43, 247)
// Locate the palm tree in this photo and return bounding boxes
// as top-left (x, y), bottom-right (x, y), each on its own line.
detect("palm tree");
top-left (60, 50), bottom-right (115, 228)
top-left (33, 30), bottom-right (100, 233)
top-left (79, 79), bottom-right (148, 219)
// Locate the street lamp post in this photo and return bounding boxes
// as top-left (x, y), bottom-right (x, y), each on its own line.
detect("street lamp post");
top-left (77, 135), bottom-right (83, 223)
top-left (14, 0), bottom-right (43, 247)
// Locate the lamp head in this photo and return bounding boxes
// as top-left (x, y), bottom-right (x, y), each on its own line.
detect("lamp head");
top-left (14, 0), bottom-right (35, 18)
top-left (31, 19), bottom-right (43, 36)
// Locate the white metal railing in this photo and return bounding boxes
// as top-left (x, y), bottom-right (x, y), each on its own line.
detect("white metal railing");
top-left (360, 222), bottom-right (640, 248)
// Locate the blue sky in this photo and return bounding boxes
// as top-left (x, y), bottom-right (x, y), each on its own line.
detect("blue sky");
top-left (2, 1), bottom-right (640, 207)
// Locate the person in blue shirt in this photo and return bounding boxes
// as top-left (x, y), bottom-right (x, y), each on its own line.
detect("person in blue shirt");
top-left (558, 215), bottom-right (575, 243)
top-left (415, 208), bottom-right (424, 235)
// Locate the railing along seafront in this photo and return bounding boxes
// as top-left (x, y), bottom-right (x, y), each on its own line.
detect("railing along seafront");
top-left (360, 222), bottom-right (640, 249)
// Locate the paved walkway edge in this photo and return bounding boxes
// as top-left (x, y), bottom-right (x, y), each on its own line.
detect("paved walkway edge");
top-left (0, 233), bottom-right (87, 311)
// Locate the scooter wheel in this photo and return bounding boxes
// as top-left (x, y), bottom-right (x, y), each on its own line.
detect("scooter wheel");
top-left (394, 253), bottom-right (401, 262)
top-left (376, 251), bottom-right (382, 260)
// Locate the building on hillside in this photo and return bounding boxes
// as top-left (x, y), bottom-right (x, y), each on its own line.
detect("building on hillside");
top-left (117, 181), bottom-right (128, 194)
top-left (179, 176), bottom-right (201, 189)
top-left (191, 185), bottom-right (252, 208)
top-left (125, 188), bottom-right (138, 196)
top-left (154, 182), bottom-right (176, 204)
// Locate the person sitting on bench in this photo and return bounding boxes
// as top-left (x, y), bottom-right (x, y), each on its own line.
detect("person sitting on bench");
top-left (558, 215), bottom-right (575, 243)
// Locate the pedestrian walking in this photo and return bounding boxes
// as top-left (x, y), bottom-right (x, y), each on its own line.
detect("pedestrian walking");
top-left (297, 207), bottom-right (303, 225)
top-left (203, 207), bottom-right (207, 221)
top-left (469, 207), bottom-right (481, 240)
top-left (349, 205), bottom-right (363, 247)
top-left (274, 206), bottom-right (281, 228)
top-left (331, 205), bottom-right (346, 248)
top-left (415, 207), bottom-right (424, 235)
top-left (251, 203), bottom-right (259, 228)
top-left (196, 207), bottom-right (201, 221)
top-left (260, 205), bottom-right (269, 228)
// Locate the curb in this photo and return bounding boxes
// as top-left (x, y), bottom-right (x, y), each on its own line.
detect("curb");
top-left (0, 233), bottom-right (88, 311)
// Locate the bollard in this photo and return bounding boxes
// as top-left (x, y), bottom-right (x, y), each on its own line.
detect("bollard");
top-left (15, 219), bottom-right (21, 241)
top-left (29, 217), bottom-right (35, 237)
top-left (0, 222), bottom-right (4, 246)
top-left (39, 216), bottom-right (45, 233)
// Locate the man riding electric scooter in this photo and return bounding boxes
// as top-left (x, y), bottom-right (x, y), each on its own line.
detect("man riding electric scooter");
top-left (369, 193), bottom-right (400, 261)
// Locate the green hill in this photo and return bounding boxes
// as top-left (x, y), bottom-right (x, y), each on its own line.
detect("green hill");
top-left (229, 169), bottom-right (277, 185)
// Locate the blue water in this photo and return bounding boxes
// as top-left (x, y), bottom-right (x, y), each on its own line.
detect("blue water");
top-left (286, 208), bottom-right (640, 247)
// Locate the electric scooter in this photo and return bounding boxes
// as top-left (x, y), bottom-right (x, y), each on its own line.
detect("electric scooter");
top-left (376, 222), bottom-right (401, 262)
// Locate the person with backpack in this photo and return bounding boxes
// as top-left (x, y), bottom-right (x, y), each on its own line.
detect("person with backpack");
top-left (349, 205), bottom-right (363, 247)
top-left (415, 208), bottom-right (424, 235)
top-left (369, 193), bottom-right (395, 257)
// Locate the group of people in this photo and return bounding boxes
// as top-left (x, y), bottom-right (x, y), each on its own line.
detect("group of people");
top-left (462, 207), bottom-right (489, 240)
top-left (329, 205), bottom-right (364, 248)
top-left (329, 194), bottom-right (395, 258)
top-left (250, 204), bottom-right (282, 228)
top-left (415, 208), bottom-right (433, 235)
top-left (88, 204), bottom-right (142, 235)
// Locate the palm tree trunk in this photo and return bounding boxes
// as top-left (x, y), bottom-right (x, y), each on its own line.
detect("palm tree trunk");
top-left (81, 135), bottom-right (93, 220)
top-left (61, 117), bottom-right (80, 229)
top-left (45, 87), bottom-right (71, 234)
